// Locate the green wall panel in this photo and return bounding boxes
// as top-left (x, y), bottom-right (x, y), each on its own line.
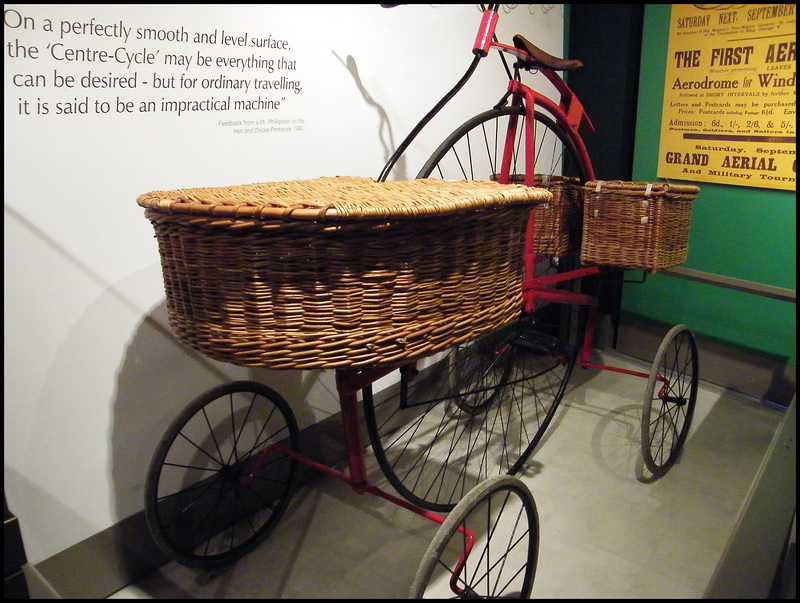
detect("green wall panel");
top-left (624, 277), bottom-right (795, 364)
top-left (628, 4), bottom-right (796, 365)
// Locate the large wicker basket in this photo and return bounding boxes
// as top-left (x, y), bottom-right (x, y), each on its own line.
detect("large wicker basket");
top-left (580, 180), bottom-right (699, 272)
top-left (138, 176), bottom-right (552, 369)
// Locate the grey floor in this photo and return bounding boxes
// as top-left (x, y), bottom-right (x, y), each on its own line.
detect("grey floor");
top-left (108, 349), bottom-right (790, 599)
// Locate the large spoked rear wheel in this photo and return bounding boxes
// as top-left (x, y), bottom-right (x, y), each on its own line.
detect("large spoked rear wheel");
top-left (145, 381), bottom-right (299, 572)
top-left (363, 106), bottom-right (589, 512)
top-left (641, 325), bottom-right (699, 476)
top-left (410, 475), bottom-right (539, 599)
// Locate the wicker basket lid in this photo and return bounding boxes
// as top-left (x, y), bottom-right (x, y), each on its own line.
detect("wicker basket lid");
top-left (137, 175), bottom-right (552, 221)
top-left (583, 180), bottom-right (700, 197)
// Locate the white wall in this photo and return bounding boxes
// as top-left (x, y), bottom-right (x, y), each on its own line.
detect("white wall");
top-left (4, 3), bottom-right (565, 564)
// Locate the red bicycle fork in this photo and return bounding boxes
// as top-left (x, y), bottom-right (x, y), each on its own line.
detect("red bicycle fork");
top-left (495, 76), bottom-right (595, 187)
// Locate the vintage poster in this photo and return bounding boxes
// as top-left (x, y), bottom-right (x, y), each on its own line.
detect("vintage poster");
top-left (657, 4), bottom-right (796, 191)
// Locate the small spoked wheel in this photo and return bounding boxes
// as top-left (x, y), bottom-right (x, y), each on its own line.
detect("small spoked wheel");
top-left (145, 381), bottom-right (299, 572)
top-left (410, 474), bottom-right (539, 599)
top-left (641, 325), bottom-right (699, 476)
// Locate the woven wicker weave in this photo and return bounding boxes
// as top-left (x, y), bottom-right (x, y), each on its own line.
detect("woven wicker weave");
top-left (531, 175), bottom-right (583, 255)
top-left (491, 174), bottom-right (584, 255)
top-left (138, 176), bottom-right (552, 369)
top-left (580, 180), bottom-right (699, 272)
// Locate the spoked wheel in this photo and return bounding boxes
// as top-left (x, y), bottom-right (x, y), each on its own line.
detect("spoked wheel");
top-left (417, 106), bottom-right (589, 183)
top-left (641, 325), bottom-right (699, 476)
top-left (410, 475), bottom-right (539, 599)
top-left (364, 106), bottom-right (590, 512)
top-left (363, 305), bottom-right (580, 512)
top-left (145, 381), bottom-right (299, 572)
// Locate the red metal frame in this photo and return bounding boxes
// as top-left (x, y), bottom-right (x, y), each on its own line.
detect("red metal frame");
top-left (487, 23), bottom-right (653, 380)
top-left (247, 6), bottom-right (655, 596)
top-left (245, 363), bottom-right (474, 596)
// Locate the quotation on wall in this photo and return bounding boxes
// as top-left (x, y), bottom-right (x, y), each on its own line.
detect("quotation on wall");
top-left (5, 6), bottom-right (307, 135)
top-left (657, 3), bottom-right (796, 191)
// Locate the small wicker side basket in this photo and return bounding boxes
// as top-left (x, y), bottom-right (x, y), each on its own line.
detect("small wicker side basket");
top-left (138, 176), bottom-right (552, 369)
top-left (491, 174), bottom-right (584, 256)
top-left (531, 175), bottom-right (584, 256)
top-left (580, 180), bottom-right (699, 272)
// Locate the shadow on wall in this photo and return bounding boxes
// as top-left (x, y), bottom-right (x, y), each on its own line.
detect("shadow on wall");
top-left (109, 297), bottom-right (329, 579)
top-left (332, 50), bottom-right (407, 180)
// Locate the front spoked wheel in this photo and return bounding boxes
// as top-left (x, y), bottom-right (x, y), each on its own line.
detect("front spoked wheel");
top-left (145, 381), bottom-right (299, 571)
top-left (641, 325), bottom-right (699, 476)
top-left (410, 475), bottom-right (539, 599)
